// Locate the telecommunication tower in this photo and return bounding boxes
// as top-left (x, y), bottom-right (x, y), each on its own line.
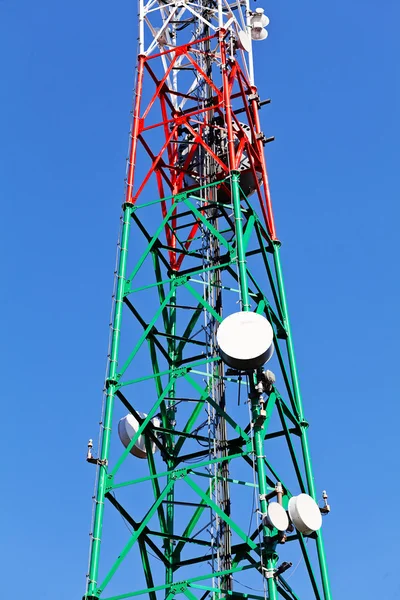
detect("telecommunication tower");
top-left (83, 2), bottom-right (332, 600)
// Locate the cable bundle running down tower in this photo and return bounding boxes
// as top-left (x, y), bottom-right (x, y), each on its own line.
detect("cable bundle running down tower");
top-left (83, 2), bottom-right (332, 600)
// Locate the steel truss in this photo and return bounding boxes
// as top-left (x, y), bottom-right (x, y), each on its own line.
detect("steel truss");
top-left (83, 6), bottom-right (332, 600)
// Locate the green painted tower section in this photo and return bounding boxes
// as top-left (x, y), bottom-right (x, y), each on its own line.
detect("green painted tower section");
top-left (83, 182), bottom-right (332, 600)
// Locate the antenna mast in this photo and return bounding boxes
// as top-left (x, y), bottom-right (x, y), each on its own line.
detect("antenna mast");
top-left (83, 2), bottom-right (332, 600)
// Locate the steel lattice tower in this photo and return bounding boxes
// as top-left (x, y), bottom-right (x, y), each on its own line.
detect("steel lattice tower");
top-left (83, 2), bottom-right (332, 600)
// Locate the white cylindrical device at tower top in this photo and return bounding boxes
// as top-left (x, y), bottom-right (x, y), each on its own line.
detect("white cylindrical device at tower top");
top-left (216, 311), bottom-right (274, 370)
top-left (250, 8), bottom-right (270, 41)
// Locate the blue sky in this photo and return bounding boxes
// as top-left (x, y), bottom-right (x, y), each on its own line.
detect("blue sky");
top-left (1, 0), bottom-right (399, 598)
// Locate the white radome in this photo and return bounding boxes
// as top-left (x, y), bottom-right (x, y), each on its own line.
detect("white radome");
top-left (250, 7), bottom-right (270, 41)
top-left (217, 311), bottom-right (274, 370)
top-left (238, 30), bottom-right (252, 53)
top-left (288, 493), bottom-right (322, 535)
top-left (118, 412), bottom-right (161, 459)
top-left (266, 502), bottom-right (289, 532)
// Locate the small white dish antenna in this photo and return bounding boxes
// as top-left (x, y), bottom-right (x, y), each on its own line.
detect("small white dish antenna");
top-left (254, 7), bottom-right (270, 27)
top-left (237, 30), bottom-right (251, 53)
top-left (251, 28), bottom-right (268, 41)
top-left (250, 8), bottom-right (270, 41)
top-left (118, 412), bottom-right (161, 459)
top-left (265, 502), bottom-right (289, 531)
top-left (288, 493), bottom-right (322, 535)
top-left (217, 311), bottom-right (274, 370)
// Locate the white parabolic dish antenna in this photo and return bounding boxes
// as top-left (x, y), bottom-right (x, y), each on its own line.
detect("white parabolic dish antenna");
top-left (266, 502), bottom-right (289, 532)
top-left (217, 311), bottom-right (274, 370)
top-left (118, 412), bottom-right (161, 459)
top-left (237, 30), bottom-right (251, 53)
top-left (288, 493), bottom-right (322, 535)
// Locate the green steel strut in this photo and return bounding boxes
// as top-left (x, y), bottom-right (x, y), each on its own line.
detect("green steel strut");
top-left (272, 240), bottom-right (332, 600)
top-left (232, 170), bottom-right (279, 597)
top-left (165, 277), bottom-right (177, 592)
top-left (85, 204), bottom-right (132, 600)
